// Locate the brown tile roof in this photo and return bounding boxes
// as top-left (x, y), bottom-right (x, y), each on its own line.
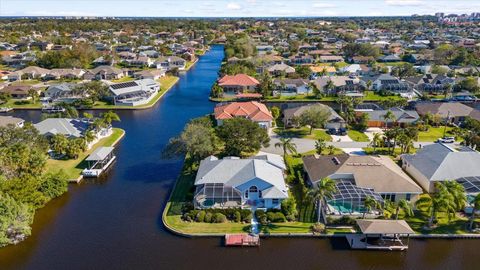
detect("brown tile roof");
top-left (214, 101), bottom-right (272, 122)
top-left (415, 102), bottom-right (479, 119)
top-left (218, 74), bottom-right (259, 87)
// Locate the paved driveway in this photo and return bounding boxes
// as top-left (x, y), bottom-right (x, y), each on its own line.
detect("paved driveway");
top-left (364, 128), bottom-right (383, 142)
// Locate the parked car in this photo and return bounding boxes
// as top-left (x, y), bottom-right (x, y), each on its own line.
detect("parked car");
top-left (338, 128), bottom-right (347, 136)
top-left (437, 136), bottom-right (455, 143)
top-left (327, 128), bottom-right (337, 135)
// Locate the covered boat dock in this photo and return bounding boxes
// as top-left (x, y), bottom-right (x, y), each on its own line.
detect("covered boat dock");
top-left (82, 146), bottom-right (116, 177)
top-left (346, 219), bottom-right (414, 251)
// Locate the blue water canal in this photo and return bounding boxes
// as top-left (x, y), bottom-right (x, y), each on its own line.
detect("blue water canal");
top-left (0, 45), bottom-right (478, 270)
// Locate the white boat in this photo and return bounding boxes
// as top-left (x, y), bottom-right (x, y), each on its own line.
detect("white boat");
top-left (0, 107), bottom-right (13, 113)
top-left (41, 106), bottom-right (65, 113)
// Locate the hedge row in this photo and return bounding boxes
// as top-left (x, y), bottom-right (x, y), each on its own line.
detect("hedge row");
top-left (255, 209), bottom-right (286, 224)
top-left (183, 208), bottom-right (252, 223)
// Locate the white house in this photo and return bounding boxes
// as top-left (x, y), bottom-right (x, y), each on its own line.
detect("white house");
top-left (194, 154), bottom-right (288, 209)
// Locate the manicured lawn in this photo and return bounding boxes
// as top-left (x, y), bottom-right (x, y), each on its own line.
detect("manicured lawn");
top-left (165, 215), bottom-right (250, 234)
top-left (3, 99), bottom-right (42, 109)
top-left (260, 222), bottom-right (313, 234)
top-left (265, 95), bottom-right (337, 102)
top-left (347, 130), bottom-right (369, 142)
top-left (275, 127), bottom-right (332, 141)
top-left (185, 60), bottom-right (197, 70)
top-left (417, 126), bottom-right (455, 142)
top-left (406, 211), bottom-right (473, 234)
top-left (363, 147), bottom-right (416, 158)
top-left (363, 91), bottom-right (405, 101)
top-left (45, 128), bottom-right (125, 180)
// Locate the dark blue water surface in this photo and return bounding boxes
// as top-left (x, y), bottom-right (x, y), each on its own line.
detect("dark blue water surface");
top-left (0, 45), bottom-right (479, 270)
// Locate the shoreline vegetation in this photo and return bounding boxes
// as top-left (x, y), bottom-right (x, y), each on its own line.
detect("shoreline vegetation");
top-left (163, 155), bottom-right (480, 238)
top-left (45, 127), bottom-right (125, 181)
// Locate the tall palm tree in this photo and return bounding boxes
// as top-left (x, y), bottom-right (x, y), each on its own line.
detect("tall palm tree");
top-left (382, 110), bottom-right (396, 131)
top-left (325, 80), bottom-right (335, 95)
top-left (84, 130), bottom-right (96, 144)
top-left (415, 183), bottom-right (456, 227)
top-left (362, 196), bottom-right (382, 219)
top-left (444, 180), bottom-right (467, 212)
top-left (393, 199), bottom-right (414, 220)
top-left (274, 137), bottom-right (297, 159)
top-left (101, 111), bottom-right (121, 126)
top-left (308, 177), bottom-right (338, 223)
top-left (370, 133), bottom-right (383, 153)
top-left (469, 193), bottom-right (480, 231)
top-left (315, 138), bottom-right (326, 155)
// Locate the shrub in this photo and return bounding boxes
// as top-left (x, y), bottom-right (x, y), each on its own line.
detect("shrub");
top-left (255, 209), bottom-right (268, 225)
top-left (196, 211), bottom-right (206, 222)
top-left (266, 211), bottom-right (276, 222)
top-left (234, 211), bottom-right (241, 223)
top-left (204, 212), bottom-right (213, 223)
top-left (311, 223), bottom-right (325, 234)
top-left (266, 211), bottom-right (286, 223)
top-left (212, 213), bottom-right (227, 223)
top-left (327, 215), bottom-right (356, 226)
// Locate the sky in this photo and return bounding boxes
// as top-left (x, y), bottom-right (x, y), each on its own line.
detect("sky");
top-left (1, 0), bottom-right (479, 17)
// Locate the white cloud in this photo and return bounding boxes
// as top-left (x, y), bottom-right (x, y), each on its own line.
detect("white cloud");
top-left (385, 0), bottom-right (424, 6)
top-left (227, 2), bottom-right (242, 10)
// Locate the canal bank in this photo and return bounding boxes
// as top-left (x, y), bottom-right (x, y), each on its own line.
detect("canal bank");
top-left (1, 45), bottom-right (480, 270)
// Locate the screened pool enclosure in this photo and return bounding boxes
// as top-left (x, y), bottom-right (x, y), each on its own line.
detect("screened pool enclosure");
top-left (327, 180), bottom-right (384, 215)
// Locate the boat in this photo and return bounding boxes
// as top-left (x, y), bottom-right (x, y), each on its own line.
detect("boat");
top-left (0, 107), bottom-right (13, 113)
top-left (42, 105), bottom-right (66, 113)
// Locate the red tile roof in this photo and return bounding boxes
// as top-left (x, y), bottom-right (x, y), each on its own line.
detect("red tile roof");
top-left (218, 74), bottom-right (259, 87)
top-left (214, 101), bottom-right (273, 122)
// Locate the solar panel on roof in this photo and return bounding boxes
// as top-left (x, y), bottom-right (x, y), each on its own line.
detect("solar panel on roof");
top-left (110, 81), bottom-right (138, 90)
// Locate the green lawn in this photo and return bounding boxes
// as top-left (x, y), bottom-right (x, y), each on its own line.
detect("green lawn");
top-left (417, 126), bottom-right (455, 142)
top-left (165, 215), bottom-right (250, 234)
top-left (363, 91), bottom-right (405, 101)
top-left (45, 128), bottom-right (125, 180)
top-left (275, 127), bottom-right (332, 141)
top-left (265, 95), bottom-right (337, 102)
top-left (3, 99), bottom-right (42, 109)
top-left (406, 211), bottom-right (474, 234)
top-left (260, 222), bottom-right (313, 234)
top-left (347, 130), bottom-right (369, 142)
top-left (184, 60), bottom-right (197, 71)
top-left (363, 147), bottom-right (416, 158)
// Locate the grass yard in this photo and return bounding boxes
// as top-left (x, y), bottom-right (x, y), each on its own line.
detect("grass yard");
top-left (363, 147), bottom-right (416, 158)
top-left (45, 128), bottom-right (125, 180)
top-left (259, 222), bottom-right (313, 234)
top-left (417, 126), bottom-right (455, 142)
top-left (165, 215), bottom-right (250, 234)
top-left (363, 91), bottom-right (405, 101)
top-left (184, 60), bottom-right (197, 71)
top-left (265, 95), bottom-right (337, 102)
top-left (406, 211), bottom-right (473, 234)
top-left (3, 99), bottom-right (42, 109)
top-left (275, 127), bottom-right (332, 141)
top-left (347, 130), bottom-right (369, 142)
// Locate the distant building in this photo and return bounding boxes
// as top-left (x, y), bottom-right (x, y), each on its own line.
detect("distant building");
top-left (109, 79), bottom-right (160, 106)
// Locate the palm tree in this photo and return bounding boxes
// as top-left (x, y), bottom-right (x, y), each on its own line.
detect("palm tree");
top-left (315, 138), bottom-right (326, 155)
top-left (28, 88), bottom-right (38, 104)
top-left (469, 193), bottom-right (480, 231)
top-left (415, 183), bottom-right (456, 227)
top-left (382, 110), bottom-right (396, 131)
top-left (325, 80), bottom-right (335, 95)
top-left (274, 137), bottom-right (297, 159)
top-left (84, 130), bottom-right (96, 144)
top-left (370, 133), bottom-right (383, 153)
top-left (444, 180), bottom-right (467, 212)
top-left (327, 145), bottom-right (336, 155)
top-left (101, 111), bottom-right (121, 126)
top-left (366, 80), bottom-right (373, 91)
top-left (362, 196), bottom-right (382, 219)
top-left (308, 177), bottom-right (338, 223)
top-left (393, 199), bottom-right (414, 220)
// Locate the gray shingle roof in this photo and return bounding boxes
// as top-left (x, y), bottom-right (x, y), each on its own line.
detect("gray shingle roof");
top-left (402, 143), bottom-right (480, 181)
top-left (34, 118), bottom-right (89, 138)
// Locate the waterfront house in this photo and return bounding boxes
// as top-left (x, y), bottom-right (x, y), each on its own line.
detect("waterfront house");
top-left (109, 79), bottom-right (160, 106)
top-left (361, 74), bottom-right (411, 94)
top-left (133, 69), bottom-right (166, 80)
top-left (404, 74), bottom-right (455, 94)
top-left (0, 116), bottom-right (25, 128)
top-left (153, 56), bottom-right (186, 70)
top-left (214, 101), bottom-right (273, 128)
top-left (415, 102), bottom-right (480, 123)
top-left (8, 66), bottom-right (49, 81)
top-left (402, 143), bottom-right (480, 193)
top-left (193, 154), bottom-right (288, 209)
top-left (303, 154), bottom-right (422, 215)
top-left (217, 74), bottom-right (259, 94)
top-left (283, 104), bottom-right (345, 130)
top-left (44, 83), bottom-right (79, 103)
top-left (0, 84), bottom-right (38, 99)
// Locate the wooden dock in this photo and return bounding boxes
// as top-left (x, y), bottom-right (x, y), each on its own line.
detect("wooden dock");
top-left (225, 234), bottom-right (260, 247)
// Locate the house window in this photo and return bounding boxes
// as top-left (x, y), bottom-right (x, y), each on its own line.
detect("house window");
top-left (406, 194), bottom-right (411, 201)
top-left (272, 199), bottom-right (279, 204)
top-left (381, 193), bottom-right (396, 202)
top-left (245, 190), bottom-right (248, 199)
top-left (249, 186), bottom-right (258, 193)
top-left (259, 190), bottom-right (262, 198)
